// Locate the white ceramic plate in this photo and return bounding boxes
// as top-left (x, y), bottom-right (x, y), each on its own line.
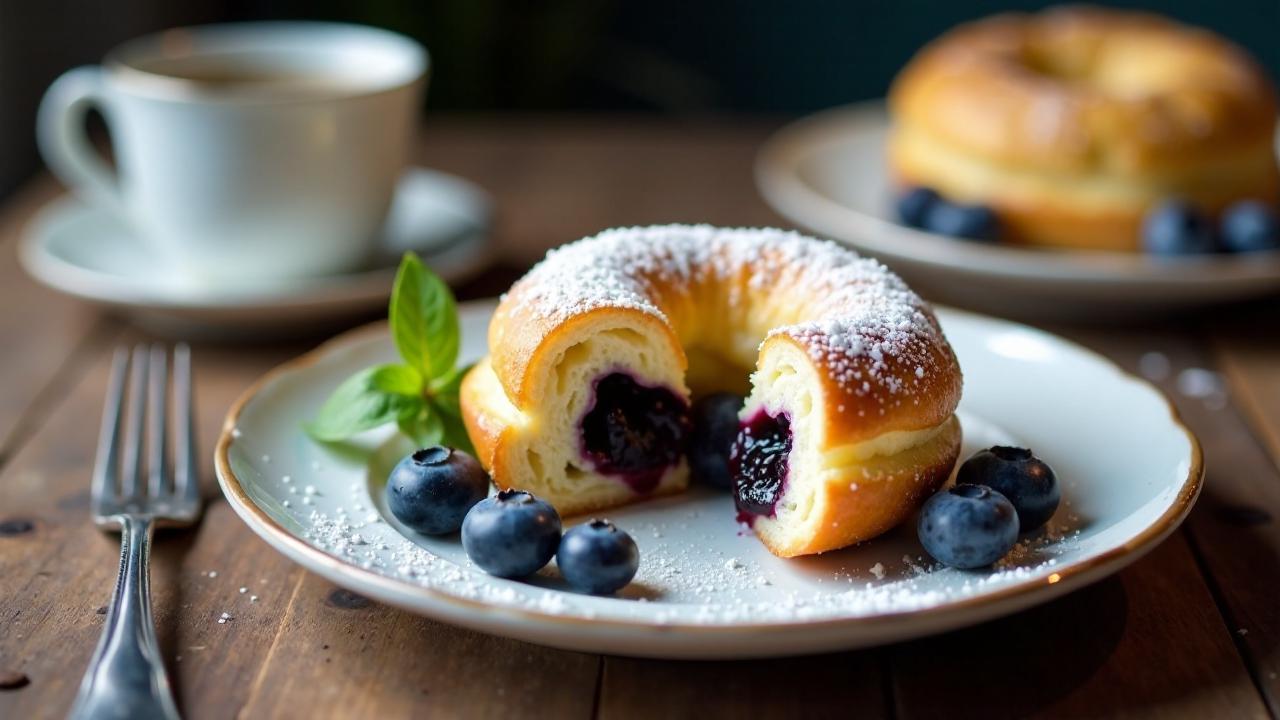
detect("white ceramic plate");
top-left (19, 168), bottom-right (494, 338)
top-left (756, 103), bottom-right (1280, 320)
top-left (215, 300), bottom-right (1202, 658)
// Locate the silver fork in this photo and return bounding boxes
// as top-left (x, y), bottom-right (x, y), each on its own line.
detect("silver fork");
top-left (69, 345), bottom-right (201, 720)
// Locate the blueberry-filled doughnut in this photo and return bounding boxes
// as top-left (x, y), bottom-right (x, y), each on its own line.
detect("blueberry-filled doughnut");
top-left (460, 225), bottom-right (963, 557)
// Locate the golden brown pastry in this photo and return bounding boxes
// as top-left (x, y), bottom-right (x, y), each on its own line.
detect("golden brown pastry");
top-left (888, 6), bottom-right (1279, 251)
top-left (460, 225), bottom-right (963, 557)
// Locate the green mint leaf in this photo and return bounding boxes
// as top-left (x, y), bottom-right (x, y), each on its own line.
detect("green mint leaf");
top-left (389, 252), bottom-right (459, 380)
top-left (426, 395), bottom-right (475, 454)
top-left (305, 366), bottom-right (421, 442)
top-left (397, 407), bottom-right (444, 447)
top-left (370, 363), bottom-right (423, 396)
top-left (427, 362), bottom-right (473, 418)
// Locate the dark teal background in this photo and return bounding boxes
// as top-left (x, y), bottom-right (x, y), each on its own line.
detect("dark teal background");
top-left (236, 0), bottom-right (1280, 112)
top-left (3, 1), bottom-right (1278, 194)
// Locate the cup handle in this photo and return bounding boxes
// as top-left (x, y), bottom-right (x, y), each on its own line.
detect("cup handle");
top-left (37, 66), bottom-right (126, 216)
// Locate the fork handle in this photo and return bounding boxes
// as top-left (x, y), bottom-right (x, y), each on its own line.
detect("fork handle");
top-left (70, 516), bottom-right (181, 720)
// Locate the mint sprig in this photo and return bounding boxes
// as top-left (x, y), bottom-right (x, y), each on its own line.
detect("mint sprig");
top-left (305, 252), bottom-right (474, 452)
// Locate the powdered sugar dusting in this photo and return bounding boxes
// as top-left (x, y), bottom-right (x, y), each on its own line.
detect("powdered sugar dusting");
top-left (508, 225), bottom-right (947, 402)
top-left (294, 496), bottom-right (1081, 627)
top-left (274, 409), bottom-right (1081, 628)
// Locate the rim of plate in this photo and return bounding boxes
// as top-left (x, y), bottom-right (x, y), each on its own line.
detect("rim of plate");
top-left (755, 101), bottom-right (1280, 286)
top-left (215, 303), bottom-right (1204, 635)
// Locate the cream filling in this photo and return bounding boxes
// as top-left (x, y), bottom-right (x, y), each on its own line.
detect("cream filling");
top-left (821, 423), bottom-right (946, 466)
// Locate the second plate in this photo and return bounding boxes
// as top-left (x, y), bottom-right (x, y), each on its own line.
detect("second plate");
top-left (755, 102), bottom-right (1280, 320)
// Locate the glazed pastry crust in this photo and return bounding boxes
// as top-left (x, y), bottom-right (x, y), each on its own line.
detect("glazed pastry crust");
top-left (888, 6), bottom-right (1280, 251)
top-left (461, 225), bottom-right (963, 555)
top-left (488, 247), bottom-right (961, 444)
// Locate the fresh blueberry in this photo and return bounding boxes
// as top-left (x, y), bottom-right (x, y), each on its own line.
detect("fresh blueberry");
top-left (1220, 200), bottom-right (1280, 253)
top-left (918, 485), bottom-right (1019, 569)
top-left (462, 490), bottom-right (562, 578)
top-left (956, 446), bottom-right (1059, 533)
top-left (896, 187), bottom-right (941, 228)
top-left (555, 519), bottom-right (640, 594)
top-left (1141, 200), bottom-right (1215, 255)
top-left (924, 201), bottom-right (999, 241)
top-left (688, 392), bottom-right (744, 488)
top-left (386, 446), bottom-right (489, 535)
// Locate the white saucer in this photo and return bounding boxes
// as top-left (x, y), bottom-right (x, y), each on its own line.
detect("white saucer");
top-left (215, 300), bottom-right (1202, 659)
top-left (19, 168), bottom-right (494, 337)
top-left (756, 102), bottom-right (1280, 320)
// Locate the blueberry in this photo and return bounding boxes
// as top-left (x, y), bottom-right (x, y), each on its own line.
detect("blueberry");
top-left (1141, 200), bottom-right (1215, 255)
top-left (956, 446), bottom-right (1059, 533)
top-left (918, 485), bottom-right (1019, 569)
top-left (556, 519), bottom-right (640, 594)
top-left (688, 392), bottom-right (744, 488)
top-left (1220, 200), bottom-right (1280, 253)
top-left (386, 446), bottom-right (489, 535)
top-left (896, 187), bottom-right (941, 228)
top-left (924, 201), bottom-right (999, 241)
top-left (462, 489), bottom-right (562, 578)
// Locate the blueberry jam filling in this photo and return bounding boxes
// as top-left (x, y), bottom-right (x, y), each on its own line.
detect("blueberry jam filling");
top-left (730, 410), bottom-right (793, 520)
top-left (580, 373), bottom-right (689, 494)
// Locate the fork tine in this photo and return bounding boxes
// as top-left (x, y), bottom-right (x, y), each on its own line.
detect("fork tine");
top-left (92, 348), bottom-right (130, 505)
top-left (121, 345), bottom-right (149, 501)
top-left (174, 343), bottom-right (198, 505)
top-left (147, 345), bottom-right (169, 498)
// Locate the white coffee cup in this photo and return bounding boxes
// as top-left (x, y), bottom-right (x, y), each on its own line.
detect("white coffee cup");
top-left (37, 22), bottom-right (428, 283)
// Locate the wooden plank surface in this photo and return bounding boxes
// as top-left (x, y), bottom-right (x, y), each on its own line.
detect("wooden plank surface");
top-left (0, 178), bottom-right (108, 462)
top-left (237, 576), bottom-right (600, 719)
top-left (2, 118), bottom-right (1279, 719)
top-left (0, 335), bottom-right (309, 719)
top-left (892, 536), bottom-right (1267, 719)
top-left (1211, 330), bottom-right (1280, 711)
top-left (413, 117), bottom-right (787, 264)
top-left (599, 651), bottom-right (889, 720)
top-left (1064, 324), bottom-right (1280, 715)
top-left (1216, 326), bottom-right (1280, 464)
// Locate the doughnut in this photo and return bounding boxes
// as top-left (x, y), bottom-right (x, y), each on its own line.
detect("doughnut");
top-left (888, 6), bottom-right (1280, 251)
top-left (459, 225), bottom-right (963, 557)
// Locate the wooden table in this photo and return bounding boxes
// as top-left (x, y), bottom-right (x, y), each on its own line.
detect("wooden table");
top-left (2, 118), bottom-right (1279, 719)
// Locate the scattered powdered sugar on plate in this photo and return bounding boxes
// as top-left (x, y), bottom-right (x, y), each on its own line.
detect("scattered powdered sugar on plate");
top-left (245, 408), bottom-right (1081, 627)
top-left (287, 491), bottom-right (1082, 627)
